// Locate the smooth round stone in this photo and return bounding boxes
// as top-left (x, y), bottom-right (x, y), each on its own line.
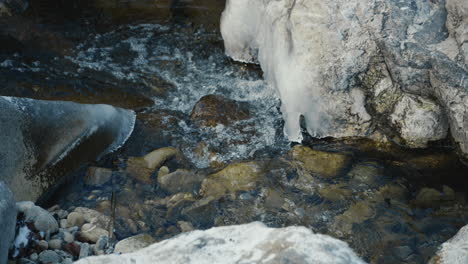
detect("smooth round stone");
top-left (37, 240), bottom-right (48, 250)
top-left (48, 239), bottom-right (62, 250)
top-left (29, 253), bottom-right (38, 261)
top-left (63, 232), bottom-right (74, 243)
top-left (67, 212), bottom-right (85, 228)
top-left (60, 219), bottom-right (68, 229)
top-left (38, 250), bottom-right (60, 264)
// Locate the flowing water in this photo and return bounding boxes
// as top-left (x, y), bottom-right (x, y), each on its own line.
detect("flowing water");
top-left (2, 2), bottom-right (468, 263)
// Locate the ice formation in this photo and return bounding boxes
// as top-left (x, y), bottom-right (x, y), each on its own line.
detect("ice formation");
top-left (75, 222), bottom-right (366, 264)
top-left (221, 0), bottom-right (375, 141)
top-left (0, 96), bottom-right (136, 201)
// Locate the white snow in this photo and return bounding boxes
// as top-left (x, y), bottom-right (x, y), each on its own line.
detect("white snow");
top-left (75, 222), bottom-right (366, 264)
top-left (12, 226), bottom-right (31, 258)
top-left (430, 224), bottom-right (468, 264)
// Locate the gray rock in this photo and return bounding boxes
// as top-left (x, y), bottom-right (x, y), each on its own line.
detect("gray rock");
top-left (79, 243), bottom-right (90, 259)
top-left (19, 258), bottom-right (35, 264)
top-left (0, 96), bottom-right (136, 202)
top-left (84, 167), bottom-right (113, 186)
top-left (96, 236), bottom-right (108, 250)
top-left (114, 234), bottom-right (156, 254)
top-left (59, 219), bottom-right (68, 229)
top-left (38, 250), bottom-right (60, 264)
top-left (30, 253), bottom-right (38, 261)
top-left (75, 222), bottom-right (365, 264)
top-left (48, 239), bottom-right (62, 250)
top-left (37, 240), bottom-right (48, 250)
top-left (17, 201), bottom-right (58, 233)
top-left (0, 182), bottom-right (16, 264)
top-left (63, 232), bottom-right (74, 244)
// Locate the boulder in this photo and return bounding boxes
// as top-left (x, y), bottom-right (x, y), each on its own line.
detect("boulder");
top-left (429, 224), bottom-right (468, 264)
top-left (0, 96), bottom-right (135, 201)
top-left (221, 0), bottom-right (468, 157)
top-left (0, 182), bottom-right (16, 264)
top-left (190, 94), bottom-right (250, 127)
top-left (74, 222), bottom-right (365, 264)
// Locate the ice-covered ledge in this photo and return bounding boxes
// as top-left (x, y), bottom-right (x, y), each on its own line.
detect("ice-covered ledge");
top-left (221, 0), bottom-right (375, 141)
top-left (221, 0), bottom-right (468, 157)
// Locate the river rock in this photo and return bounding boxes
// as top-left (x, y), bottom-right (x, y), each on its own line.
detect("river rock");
top-left (67, 212), bottom-right (85, 228)
top-left (114, 234), bottom-right (156, 254)
top-left (38, 250), bottom-right (60, 264)
top-left (80, 224), bottom-right (109, 243)
top-left (0, 182), bottom-right (16, 264)
top-left (85, 167), bottom-right (113, 186)
top-left (75, 222), bottom-right (365, 264)
top-left (429, 224), bottom-right (468, 264)
top-left (190, 94), bottom-right (250, 127)
top-left (73, 207), bottom-right (110, 230)
top-left (290, 145), bottom-right (350, 178)
top-left (200, 162), bottom-right (262, 198)
top-left (0, 96), bottom-right (136, 201)
top-left (48, 239), bottom-right (62, 250)
top-left (17, 201), bottom-right (58, 233)
top-left (158, 169), bottom-right (204, 194)
top-left (127, 147), bottom-right (181, 183)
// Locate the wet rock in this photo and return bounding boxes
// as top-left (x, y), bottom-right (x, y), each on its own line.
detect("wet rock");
top-left (412, 187), bottom-right (455, 208)
top-left (181, 197), bottom-right (217, 228)
top-left (0, 182), bottom-right (16, 264)
top-left (347, 162), bottom-right (383, 188)
top-left (74, 222), bottom-right (365, 264)
top-left (290, 145), bottom-right (350, 178)
top-left (73, 207), bottom-right (110, 230)
top-left (127, 147), bottom-right (181, 183)
top-left (0, 96), bottom-right (136, 201)
top-left (80, 224), bottom-right (109, 243)
top-left (429, 224), bottom-right (468, 264)
top-left (38, 250), bottom-right (60, 264)
top-left (200, 162), bottom-right (262, 198)
top-left (334, 201), bottom-right (375, 236)
top-left (158, 169), bottom-right (204, 194)
top-left (318, 184), bottom-right (353, 202)
top-left (114, 234), bottom-right (156, 254)
top-left (17, 201), bottom-right (58, 233)
top-left (190, 94), bottom-right (250, 127)
top-left (66, 212), bottom-right (85, 228)
top-left (158, 166), bottom-right (170, 178)
top-left (390, 94), bottom-right (448, 148)
top-left (177, 221), bottom-right (194, 233)
top-left (84, 167), bottom-right (112, 186)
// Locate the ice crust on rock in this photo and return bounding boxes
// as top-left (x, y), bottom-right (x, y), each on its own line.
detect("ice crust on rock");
top-left (429, 224), bottom-right (468, 264)
top-left (0, 96), bottom-right (136, 201)
top-left (221, 0), bottom-right (376, 141)
top-left (75, 222), bottom-right (366, 264)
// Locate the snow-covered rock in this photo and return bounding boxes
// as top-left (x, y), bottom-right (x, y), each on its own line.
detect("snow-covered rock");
top-left (429, 224), bottom-right (468, 264)
top-left (75, 222), bottom-right (366, 264)
top-left (0, 96), bottom-right (135, 201)
top-left (221, 0), bottom-right (375, 141)
top-left (221, 0), bottom-right (468, 156)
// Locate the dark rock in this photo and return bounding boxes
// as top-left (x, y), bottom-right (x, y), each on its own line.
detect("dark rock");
top-left (190, 94), bottom-right (250, 127)
top-left (0, 96), bottom-right (135, 201)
